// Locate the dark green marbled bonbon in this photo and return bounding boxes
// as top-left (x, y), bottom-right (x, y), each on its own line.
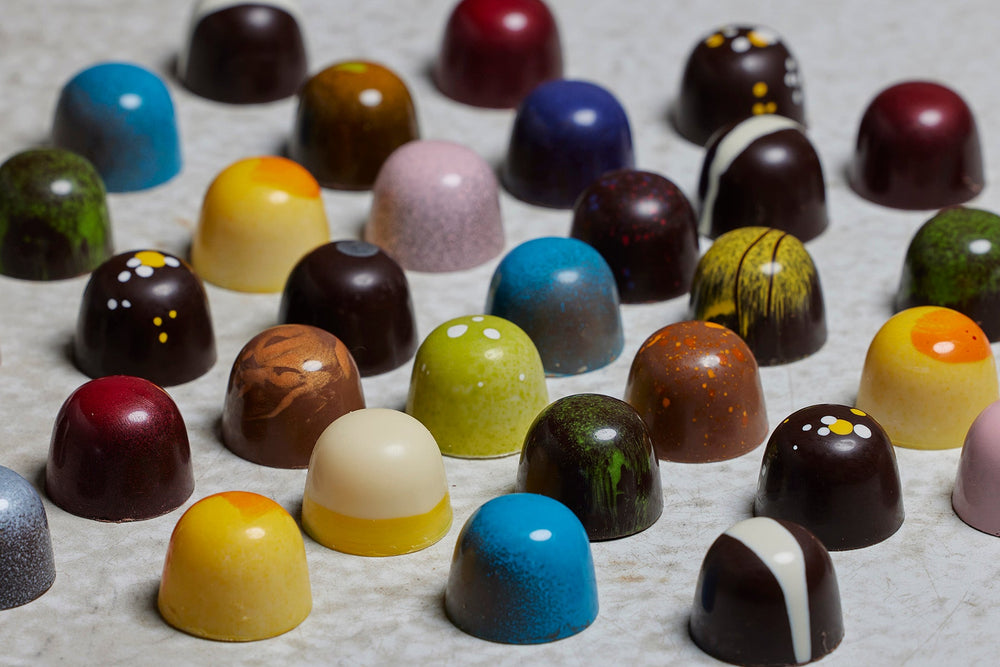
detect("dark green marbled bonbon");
top-left (516, 393), bottom-right (663, 541)
top-left (0, 149), bottom-right (113, 280)
top-left (896, 206), bottom-right (1000, 340)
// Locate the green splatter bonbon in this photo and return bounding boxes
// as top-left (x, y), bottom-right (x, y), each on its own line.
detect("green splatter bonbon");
top-left (0, 148), bottom-right (113, 280)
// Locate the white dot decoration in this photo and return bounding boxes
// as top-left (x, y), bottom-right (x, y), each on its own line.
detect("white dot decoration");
top-left (820, 415), bottom-right (837, 425)
top-left (483, 328), bottom-right (501, 340)
top-left (801, 424), bottom-right (812, 431)
top-left (529, 529), bottom-right (552, 542)
top-left (854, 424), bottom-right (872, 439)
top-left (135, 266), bottom-right (154, 278)
top-left (302, 360), bottom-right (323, 372)
top-left (472, 316), bottom-right (484, 322)
top-left (117, 271), bottom-right (131, 283)
top-left (121, 300), bottom-right (131, 308)
top-left (107, 299), bottom-right (118, 310)
top-left (818, 427), bottom-right (830, 436)
top-left (164, 256), bottom-right (181, 267)
top-left (731, 36), bottom-right (750, 52)
top-left (126, 257), bottom-right (141, 268)
top-left (447, 324), bottom-right (468, 338)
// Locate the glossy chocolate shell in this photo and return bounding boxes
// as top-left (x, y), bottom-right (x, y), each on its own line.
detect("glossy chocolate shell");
top-left (74, 250), bottom-right (216, 386)
top-left (754, 404), bottom-right (904, 550)
top-left (279, 240), bottom-right (417, 376)
top-left (516, 393), bottom-right (662, 540)
top-left (570, 169), bottom-right (699, 303)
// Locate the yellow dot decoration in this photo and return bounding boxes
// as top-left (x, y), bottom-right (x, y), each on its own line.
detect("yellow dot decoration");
top-left (850, 408), bottom-right (867, 417)
top-left (134, 250), bottom-right (167, 268)
top-left (752, 103), bottom-right (766, 115)
top-left (829, 419), bottom-right (854, 435)
top-left (169, 310), bottom-right (177, 319)
top-left (159, 332), bottom-right (168, 344)
top-left (753, 81), bottom-right (768, 98)
top-left (705, 33), bottom-right (724, 48)
top-left (747, 30), bottom-right (772, 48)
top-left (153, 317), bottom-right (163, 326)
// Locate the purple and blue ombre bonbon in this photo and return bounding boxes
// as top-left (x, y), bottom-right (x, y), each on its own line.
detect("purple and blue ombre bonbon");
top-left (502, 79), bottom-right (634, 208)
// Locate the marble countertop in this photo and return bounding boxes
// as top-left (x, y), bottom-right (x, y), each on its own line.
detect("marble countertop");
top-left (2, 0), bottom-right (999, 664)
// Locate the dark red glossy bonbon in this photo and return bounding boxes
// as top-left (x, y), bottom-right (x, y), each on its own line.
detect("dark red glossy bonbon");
top-left (754, 404), bottom-right (904, 550)
top-left (179, 1), bottom-right (308, 104)
top-left (849, 81), bottom-right (984, 210)
top-left (74, 250), bottom-right (216, 386)
top-left (46, 376), bottom-right (194, 522)
top-left (279, 241), bottom-right (417, 376)
top-left (571, 170), bottom-right (699, 303)
top-left (434, 0), bottom-right (562, 108)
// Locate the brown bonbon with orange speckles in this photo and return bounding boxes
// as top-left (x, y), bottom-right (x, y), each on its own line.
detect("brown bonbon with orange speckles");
top-left (624, 320), bottom-right (768, 463)
top-left (222, 324), bottom-right (365, 469)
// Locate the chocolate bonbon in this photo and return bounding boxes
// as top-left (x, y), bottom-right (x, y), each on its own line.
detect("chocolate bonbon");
top-left (849, 81), bottom-right (984, 209)
top-left (445, 493), bottom-right (598, 644)
top-left (0, 149), bottom-right (113, 281)
top-left (502, 79), bottom-right (634, 208)
top-left (74, 250), bottom-right (216, 387)
top-left (673, 25), bottom-right (805, 146)
top-left (516, 393), bottom-right (662, 541)
top-left (179, 0), bottom-right (308, 104)
top-left (279, 240), bottom-right (416, 376)
top-left (222, 324), bottom-right (365, 469)
top-left (487, 237), bottom-right (623, 375)
top-left (302, 408), bottom-right (452, 556)
top-left (570, 169), bottom-right (699, 303)
top-left (699, 115), bottom-right (828, 241)
top-left (53, 62), bottom-right (181, 192)
top-left (690, 517), bottom-right (843, 665)
top-left (754, 404), bottom-right (904, 550)
top-left (434, 0), bottom-right (562, 108)
top-left (0, 466), bottom-right (56, 610)
top-left (46, 376), bottom-right (194, 522)
top-left (406, 315), bottom-right (548, 458)
top-left (689, 226), bottom-right (826, 365)
top-left (289, 61), bottom-right (419, 190)
top-left (191, 155), bottom-right (330, 293)
top-left (365, 140), bottom-right (504, 272)
top-left (895, 207), bottom-right (1000, 341)
top-left (158, 491), bottom-right (312, 641)
top-left (625, 320), bottom-right (768, 463)
top-left (856, 306), bottom-right (999, 450)
top-left (953, 400), bottom-right (1000, 536)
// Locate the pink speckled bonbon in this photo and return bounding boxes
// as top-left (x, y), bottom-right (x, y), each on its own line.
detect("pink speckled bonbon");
top-left (365, 140), bottom-right (504, 272)
top-left (953, 400), bottom-right (1000, 535)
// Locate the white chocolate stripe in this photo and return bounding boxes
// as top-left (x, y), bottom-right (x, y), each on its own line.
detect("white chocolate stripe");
top-left (699, 115), bottom-right (804, 236)
top-left (725, 517), bottom-right (811, 664)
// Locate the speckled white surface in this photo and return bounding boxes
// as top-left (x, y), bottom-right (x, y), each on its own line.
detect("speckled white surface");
top-left (2, 0), bottom-right (1000, 664)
